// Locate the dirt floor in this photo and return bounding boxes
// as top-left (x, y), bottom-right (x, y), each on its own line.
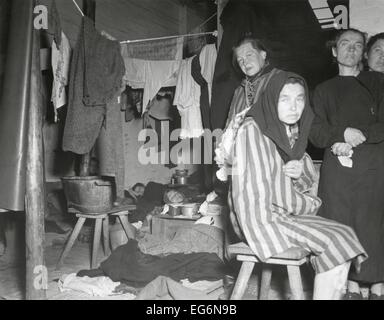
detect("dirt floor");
top-left (0, 228), bottom-right (314, 300)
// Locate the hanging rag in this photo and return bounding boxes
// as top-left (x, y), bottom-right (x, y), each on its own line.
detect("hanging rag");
top-left (173, 57), bottom-right (204, 139)
top-left (95, 92), bottom-right (126, 197)
top-left (122, 37), bottom-right (183, 60)
top-left (49, 0), bottom-right (62, 46)
top-left (188, 44), bottom-right (217, 191)
top-left (121, 51), bottom-right (181, 113)
top-left (62, 16), bottom-right (125, 154)
top-left (51, 31), bottom-right (71, 121)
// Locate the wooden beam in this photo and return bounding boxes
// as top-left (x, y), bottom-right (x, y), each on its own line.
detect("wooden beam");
top-left (216, 0), bottom-right (228, 49)
top-left (82, 0), bottom-right (96, 23)
top-left (25, 4), bottom-right (47, 300)
top-left (179, 3), bottom-right (188, 35)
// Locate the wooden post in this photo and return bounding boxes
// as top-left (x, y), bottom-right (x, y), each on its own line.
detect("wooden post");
top-left (83, 0), bottom-right (96, 24)
top-left (216, 0), bottom-right (229, 49)
top-left (78, 0), bottom-right (96, 177)
top-left (25, 4), bottom-right (47, 300)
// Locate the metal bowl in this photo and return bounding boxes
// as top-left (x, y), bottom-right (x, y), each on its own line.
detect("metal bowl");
top-left (181, 203), bottom-right (198, 218)
top-left (175, 169), bottom-right (188, 176)
top-left (176, 176), bottom-right (188, 185)
top-left (168, 205), bottom-right (182, 217)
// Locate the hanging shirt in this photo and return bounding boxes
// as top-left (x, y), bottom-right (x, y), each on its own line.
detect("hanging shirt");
top-left (121, 46), bottom-right (181, 113)
top-left (51, 31), bottom-right (71, 121)
top-left (173, 57), bottom-right (204, 139)
top-left (199, 44), bottom-right (217, 104)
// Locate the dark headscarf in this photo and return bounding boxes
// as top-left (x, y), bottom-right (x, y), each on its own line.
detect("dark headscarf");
top-left (246, 71), bottom-right (314, 163)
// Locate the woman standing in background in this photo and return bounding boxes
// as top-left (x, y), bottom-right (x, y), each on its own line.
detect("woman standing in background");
top-left (366, 32), bottom-right (384, 73)
top-left (310, 28), bottom-right (384, 300)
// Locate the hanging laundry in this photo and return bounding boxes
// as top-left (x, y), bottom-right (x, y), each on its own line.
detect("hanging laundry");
top-left (191, 48), bottom-right (214, 192)
top-left (121, 49), bottom-right (181, 113)
top-left (51, 31), bottom-right (71, 121)
top-left (173, 57), bottom-right (204, 139)
top-left (120, 86), bottom-right (141, 122)
top-left (122, 37), bottom-right (183, 60)
top-left (63, 16), bottom-right (125, 154)
top-left (199, 44), bottom-right (217, 104)
top-left (95, 93), bottom-right (126, 198)
top-left (148, 93), bottom-right (174, 121)
top-left (49, 0), bottom-right (62, 47)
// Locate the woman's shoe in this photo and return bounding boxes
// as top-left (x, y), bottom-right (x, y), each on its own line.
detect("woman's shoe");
top-left (343, 291), bottom-right (363, 300)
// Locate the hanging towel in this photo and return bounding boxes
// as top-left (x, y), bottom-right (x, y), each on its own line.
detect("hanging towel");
top-left (122, 37), bottom-right (183, 60)
top-left (173, 57), bottom-right (204, 139)
top-left (95, 93), bottom-right (126, 197)
top-left (51, 31), bottom-right (71, 120)
top-left (63, 16), bottom-right (125, 154)
top-left (199, 44), bottom-right (217, 104)
top-left (121, 48), bottom-right (181, 113)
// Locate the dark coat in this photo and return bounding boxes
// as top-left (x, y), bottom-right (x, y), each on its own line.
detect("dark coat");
top-left (310, 71), bottom-right (384, 283)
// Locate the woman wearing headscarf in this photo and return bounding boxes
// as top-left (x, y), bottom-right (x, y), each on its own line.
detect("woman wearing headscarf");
top-left (310, 28), bottom-right (384, 300)
top-left (221, 71), bottom-right (367, 300)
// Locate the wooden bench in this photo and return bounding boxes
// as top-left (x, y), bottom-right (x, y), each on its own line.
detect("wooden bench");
top-left (228, 242), bottom-right (310, 300)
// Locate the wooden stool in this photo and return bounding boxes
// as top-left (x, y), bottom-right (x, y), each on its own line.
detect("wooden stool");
top-left (228, 242), bottom-right (310, 300)
top-left (56, 205), bottom-right (136, 270)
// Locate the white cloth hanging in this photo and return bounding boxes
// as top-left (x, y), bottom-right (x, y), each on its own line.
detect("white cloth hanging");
top-left (51, 31), bottom-right (71, 120)
top-left (199, 44), bottom-right (217, 104)
top-left (173, 57), bottom-right (204, 139)
top-left (121, 45), bottom-right (181, 113)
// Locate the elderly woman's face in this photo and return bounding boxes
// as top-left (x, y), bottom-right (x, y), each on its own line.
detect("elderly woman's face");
top-left (278, 83), bottom-right (305, 126)
top-left (367, 39), bottom-right (384, 73)
top-left (332, 31), bottom-right (364, 68)
top-left (235, 42), bottom-right (266, 77)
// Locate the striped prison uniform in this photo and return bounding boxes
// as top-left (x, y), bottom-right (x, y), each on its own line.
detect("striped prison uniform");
top-left (229, 118), bottom-right (367, 273)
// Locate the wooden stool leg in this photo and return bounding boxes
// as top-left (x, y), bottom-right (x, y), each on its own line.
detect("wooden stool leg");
top-left (287, 265), bottom-right (304, 300)
top-left (118, 215), bottom-right (135, 240)
top-left (102, 216), bottom-right (110, 256)
top-left (230, 261), bottom-right (255, 300)
top-left (56, 217), bottom-right (86, 269)
top-left (91, 218), bottom-right (103, 269)
top-left (259, 265), bottom-right (273, 300)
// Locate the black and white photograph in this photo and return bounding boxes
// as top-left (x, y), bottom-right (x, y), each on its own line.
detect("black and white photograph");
top-left (0, 0), bottom-right (384, 305)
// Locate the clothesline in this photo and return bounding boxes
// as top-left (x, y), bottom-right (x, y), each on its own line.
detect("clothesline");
top-left (70, 0), bottom-right (217, 45)
top-left (120, 31), bottom-right (218, 45)
top-left (72, 0), bottom-right (84, 17)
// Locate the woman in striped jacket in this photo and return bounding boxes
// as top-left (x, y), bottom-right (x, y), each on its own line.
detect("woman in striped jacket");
top-left (223, 71), bottom-right (367, 299)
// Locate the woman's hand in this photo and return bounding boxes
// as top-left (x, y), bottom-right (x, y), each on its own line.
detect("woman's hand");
top-left (344, 127), bottom-right (366, 147)
top-left (331, 142), bottom-right (352, 156)
top-left (283, 160), bottom-right (304, 180)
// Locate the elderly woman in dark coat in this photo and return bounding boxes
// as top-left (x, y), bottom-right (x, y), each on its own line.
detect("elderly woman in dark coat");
top-left (310, 28), bottom-right (384, 300)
